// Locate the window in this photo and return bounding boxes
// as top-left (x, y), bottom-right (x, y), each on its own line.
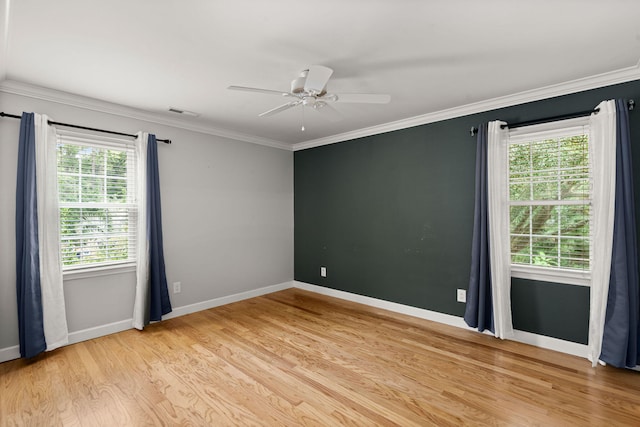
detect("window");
top-left (56, 130), bottom-right (137, 271)
top-left (507, 117), bottom-right (591, 285)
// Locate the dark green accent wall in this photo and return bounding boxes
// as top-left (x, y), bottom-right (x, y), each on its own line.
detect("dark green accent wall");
top-left (511, 278), bottom-right (590, 343)
top-left (294, 79), bottom-right (640, 344)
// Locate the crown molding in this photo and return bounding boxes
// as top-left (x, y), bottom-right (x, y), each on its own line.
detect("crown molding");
top-left (293, 61), bottom-right (640, 151)
top-left (0, 79), bottom-right (293, 151)
top-left (4, 59), bottom-right (639, 153)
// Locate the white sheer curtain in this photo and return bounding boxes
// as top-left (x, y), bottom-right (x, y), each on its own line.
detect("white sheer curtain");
top-left (588, 100), bottom-right (617, 366)
top-left (487, 120), bottom-right (514, 339)
top-left (34, 114), bottom-right (69, 350)
top-left (132, 132), bottom-right (149, 330)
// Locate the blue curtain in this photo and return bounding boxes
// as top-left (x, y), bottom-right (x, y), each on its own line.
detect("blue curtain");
top-left (464, 123), bottom-right (494, 333)
top-left (599, 99), bottom-right (639, 368)
top-left (15, 112), bottom-right (46, 358)
top-left (146, 135), bottom-right (172, 321)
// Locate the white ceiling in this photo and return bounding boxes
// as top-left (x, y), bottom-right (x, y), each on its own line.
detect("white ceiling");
top-left (2, 0), bottom-right (640, 147)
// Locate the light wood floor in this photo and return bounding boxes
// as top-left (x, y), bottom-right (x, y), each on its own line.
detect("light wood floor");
top-left (1, 289), bottom-right (640, 426)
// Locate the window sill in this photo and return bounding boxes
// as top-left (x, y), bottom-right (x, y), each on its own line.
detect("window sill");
top-left (63, 262), bottom-right (136, 281)
top-left (511, 264), bottom-right (590, 287)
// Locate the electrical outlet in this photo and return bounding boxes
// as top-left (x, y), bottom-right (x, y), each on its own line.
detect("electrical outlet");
top-left (457, 289), bottom-right (466, 303)
top-left (320, 266), bottom-right (327, 277)
top-left (173, 281), bottom-right (181, 294)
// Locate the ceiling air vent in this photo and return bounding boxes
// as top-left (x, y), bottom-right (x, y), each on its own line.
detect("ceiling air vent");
top-left (168, 107), bottom-right (199, 117)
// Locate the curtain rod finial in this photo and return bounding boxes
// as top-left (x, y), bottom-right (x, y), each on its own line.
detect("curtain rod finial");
top-left (470, 127), bottom-right (477, 137)
top-left (628, 99), bottom-right (635, 111)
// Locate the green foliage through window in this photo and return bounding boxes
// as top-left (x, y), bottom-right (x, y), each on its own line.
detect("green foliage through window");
top-left (57, 136), bottom-right (136, 269)
top-left (509, 133), bottom-right (590, 271)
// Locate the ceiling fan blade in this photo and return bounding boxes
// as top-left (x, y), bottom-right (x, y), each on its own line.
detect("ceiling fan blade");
top-left (333, 93), bottom-right (391, 104)
top-left (312, 102), bottom-right (341, 122)
top-left (303, 65), bottom-right (333, 94)
top-left (228, 85), bottom-right (290, 97)
top-left (258, 101), bottom-right (301, 117)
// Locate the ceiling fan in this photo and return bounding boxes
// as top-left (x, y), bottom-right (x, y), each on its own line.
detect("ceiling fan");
top-left (228, 65), bottom-right (391, 129)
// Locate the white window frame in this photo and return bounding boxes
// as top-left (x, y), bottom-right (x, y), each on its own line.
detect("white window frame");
top-left (507, 116), bottom-right (591, 287)
top-left (56, 129), bottom-right (138, 276)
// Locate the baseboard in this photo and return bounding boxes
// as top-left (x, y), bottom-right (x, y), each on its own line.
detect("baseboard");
top-left (0, 280), bottom-right (294, 364)
top-left (0, 345), bottom-right (20, 363)
top-left (0, 280), bottom-right (590, 364)
top-left (511, 330), bottom-right (587, 358)
top-left (68, 318), bottom-right (133, 346)
top-left (293, 281), bottom-right (588, 359)
top-left (294, 280), bottom-right (469, 327)
top-left (0, 279), bottom-right (627, 368)
top-left (163, 281), bottom-right (294, 320)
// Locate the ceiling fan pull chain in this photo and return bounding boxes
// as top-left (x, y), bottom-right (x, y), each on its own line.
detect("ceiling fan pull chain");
top-left (301, 105), bottom-right (306, 131)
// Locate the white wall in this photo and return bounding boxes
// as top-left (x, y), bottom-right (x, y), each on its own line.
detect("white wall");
top-left (0, 89), bottom-right (293, 351)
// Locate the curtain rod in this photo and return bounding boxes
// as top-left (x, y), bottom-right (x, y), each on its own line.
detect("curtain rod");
top-left (0, 112), bottom-right (172, 144)
top-left (469, 99), bottom-right (635, 137)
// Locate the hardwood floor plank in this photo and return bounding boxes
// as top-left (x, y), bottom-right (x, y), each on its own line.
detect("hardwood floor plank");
top-left (242, 310), bottom-right (467, 424)
top-left (2, 288), bottom-right (640, 426)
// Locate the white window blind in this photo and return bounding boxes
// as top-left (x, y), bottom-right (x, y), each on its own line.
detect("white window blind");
top-left (56, 130), bottom-right (138, 270)
top-left (508, 120), bottom-right (591, 273)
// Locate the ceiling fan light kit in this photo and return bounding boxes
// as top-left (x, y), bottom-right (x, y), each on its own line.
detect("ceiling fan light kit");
top-left (228, 65), bottom-right (391, 130)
